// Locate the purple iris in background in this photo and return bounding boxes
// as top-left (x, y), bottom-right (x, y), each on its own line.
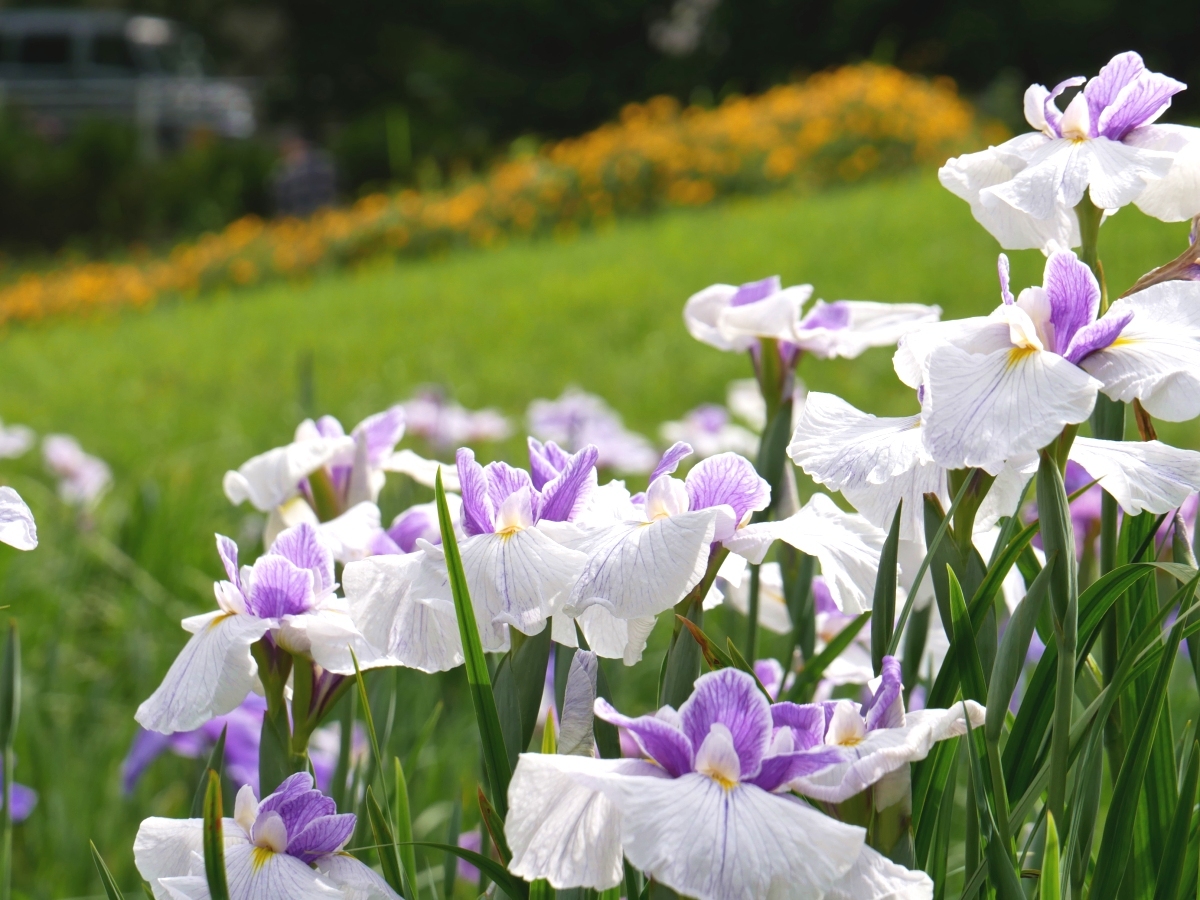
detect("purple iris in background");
top-left (527, 388), bottom-right (658, 475)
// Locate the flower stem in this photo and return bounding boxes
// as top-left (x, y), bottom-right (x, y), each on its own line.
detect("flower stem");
top-left (1074, 197), bottom-right (1106, 306)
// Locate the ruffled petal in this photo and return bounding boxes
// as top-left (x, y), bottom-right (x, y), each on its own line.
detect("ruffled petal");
top-left (1068, 437), bottom-right (1200, 515)
top-left (683, 284), bottom-right (753, 352)
top-left (317, 853), bottom-right (403, 899)
top-left (0, 487), bottom-right (36, 551)
top-left (792, 301), bottom-right (942, 359)
top-left (223, 437), bottom-right (355, 512)
top-left (826, 846), bottom-right (933, 900)
top-left (277, 605), bottom-right (382, 676)
top-left (984, 139), bottom-right (1090, 220)
top-left (379, 449), bottom-right (462, 492)
top-left (717, 286), bottom-right (810, 345)
top-left (223, 840), bottom-right (342, 899)
top-left (1127, 124), bottom-right (1200, 221)
top-left (134, 817), bottom-right (204, 899)
top-left (1082, 137), bottom-right (1173, 210)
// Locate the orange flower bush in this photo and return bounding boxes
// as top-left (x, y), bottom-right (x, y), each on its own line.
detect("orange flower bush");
top-left (0, 64), bottom-right (995, 325)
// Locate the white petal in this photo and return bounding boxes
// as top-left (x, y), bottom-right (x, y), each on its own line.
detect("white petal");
top-left (1127, 124), bottom-right (1200, 221)
top-left (602, 772), bottom-right (864, 900)
top-left (573, 606), bottom-right (657, 665)
top-left (462, 528), bottom-right (586, 650)
top-left (923, 344), bottom-right (1099, 470)
top-left (559, 651), bottom-right (599, 756)
top-left (318, 502), bottom-right (381, 563)
top-left (788, 393), bottom-right (942, 540)
top-left (135, 613), bottom-right (271, 733)
top-left (791, 702), bottom-right (984, 803)
top-left (344, 552), bottom-right (464, 673)
top-left (974, 453), bottom-right (1037, 533)
top-left (0, 487), bottom-right (36, 550)
top-left (223, 437), bottom-right (355, 512)
top-left (278, 606), bottom-right (382, 675)
top-left (505, 754), bottom-right (642, 890)
top-left (984, 139), bottom-right (1089, 221)
top-left (793, 302), bottom-right (942, 360)
top-left (223, 841), bottom-right (342, 899)
top-left (726, 494), bottom-right (883, 614)
top-left (826, 846), bottom-right (933, 900)
top-left (1083, 138), bottom-right (1174, 211)
top-left (717, 286), bottom-right (810, 345)
top-left (567, 510), bottom-right (719, 620)
top-left (380, 449), bottom-right (461, 492)
top-left (892, 317), bottom-right (1013, 392)
top-left (1069, 437), bottom-right (1200, 515)
top-left (722, 562), bottom-right (792, 634)
top-left (317, 853), bottom-right (403, 899)
top-left (1079, 281), bottom-right (1200, 420)
top-left (684, 284), bottom-right (755, 352)
top-left (134, 817), bottom-right (204, 898)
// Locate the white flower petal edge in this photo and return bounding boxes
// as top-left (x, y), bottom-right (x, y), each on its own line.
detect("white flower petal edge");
top-left (222, 838), bottom-right (343, 899)
top-left (1127, 124), bottom-right (1200, 222)
top-left (135, 612), bottom-right (272, 733)
top-left (344, 549), bottom-right (465, 674)
top-left (1079, 281), bottom-right (1200, 421)
top-left (380, 448), bottom-right (462, 492)
top-left (0, 486), bottom-right (36, 550)
top-left (790, 702), bottom-right (985, 803)
top-left (725, 494), bottom-right (883, 614)
top-left (1068, 437), bottom-right (1200, 516)
top-left (317, 853), bottom-right (404, 899)
top-left (794, 301), bottom-right (942, 360)
top-left (826, 846), bottom-right (933, 900)
top-left (134, 818), bottom-right (204, 900)
top-left (788, 392), bottom-right (944, 540)
top-left (551, 606), bottom-right (657, 665)
top-left (223, 436), bottom-right (355, 512)
top-left (318, 502), bottom-right (382, 563)
top-left (506, 754), bottom-right (647, 891)
top-left (276, 602), bottom-right (387, 677)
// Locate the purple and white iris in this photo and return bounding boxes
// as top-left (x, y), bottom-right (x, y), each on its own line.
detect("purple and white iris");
top-left (135, 523), bottom-right (375, 733)
top-left (528, 388), bottom-right (658, 475)
top-left (660, 403), bottom-right (760, 459)
top-left (684, 275), bottom-right (940, 364)
top-left (402, 388), bottom-right (512, 449)
top-left (134, 773), bottom-right (398, 900)
top-left (940, 52), bottom-right (1200, 250)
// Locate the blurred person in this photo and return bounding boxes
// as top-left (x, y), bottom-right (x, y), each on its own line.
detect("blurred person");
top-left (271, 132), bottom-right (337, 217)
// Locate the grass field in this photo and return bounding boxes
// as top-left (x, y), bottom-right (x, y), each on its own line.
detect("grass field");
top-left (0, 172), bottom-right (1192, 896)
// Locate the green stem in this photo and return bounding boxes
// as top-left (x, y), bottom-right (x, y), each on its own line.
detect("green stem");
top-left (308, 467), bottom-right (343, 523)
top-left (0, 746), bottom-right (11, 900)
top-left (1075, 197), bottom-right (1106, 305)
top-left (746, 564), bottom-right (761, 662)
top-left (755, 339), bottom-right (783, 422)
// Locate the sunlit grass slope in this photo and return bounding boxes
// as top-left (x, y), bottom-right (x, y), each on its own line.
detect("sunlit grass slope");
top-left (0, 173), bottom-right (1190, 896)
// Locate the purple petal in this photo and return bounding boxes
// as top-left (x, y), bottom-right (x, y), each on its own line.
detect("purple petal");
top-left (483, 461), bottom-right (534, 513)
top-left (593, 699), bottom-right (695, 777)
top-left (288, 813), bottom-right (356, 863)
top-left (812, 576), bottom-right (837, 615)
top-left (8, 783), bottom-right (36, 823)
top-left (538, 445), bottom-right (599, 523)
top-left (650, 442), bottom-right (694, 483)
top-left (688, 405), bottom-right (729, 433)
top-left (730, 276), bottom-right (781, 307)
top-left (1086, 52), bottom-right (1185, 140)
top-left (684, 453), bottom-right (770, 524)
top-left (1043, 76), bottom-right (1086, 136)
top-left (1085, 52), bottom-right (1146, 126)
top-left (747, 747), bottom-right (843, 792)
top-left (258, 773), bottom-right (315, 814)
top-left (276, 791), bottom-right (338, 837)
top-left (246, 554), bottom-right (315, 618)
top-left (679, 668), bottom-right (772, 780)
top-left (862, 656), bottom-right (904, 731)
top-left (352, 406), bottom-right (406, 467)
top-left (387, 506), bottom-right (437, 553)
top-left (269, 523), bottom-right (334, 595)
top-left (314, 415), bottom-right (346, 440)
top-left (799, 300), bottom-right (851, 331)
top-left (753, 659), bottom-right (784, 700)
top-left (770, 703), bottom-right (826, 751)
top-left (1064, 308), bottom-right (1134, 365)
top-left (527, 438), bottom-right (573, 490)
top-left (215, 535), bottom-right (240, 587)
top-left (369, 531), bottom-right (404, 556)
top-left (456, 448), bottom-right (494, 536)
top-left (998, 254), bottom-right (1014, 305)
top-left (121, 729), bottom-right (174, 794)
top-left (1044, 252), bottom-right (1101, 355)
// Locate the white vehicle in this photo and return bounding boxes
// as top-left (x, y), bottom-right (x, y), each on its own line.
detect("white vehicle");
top-left (0, 10), bottom-right (255, 150)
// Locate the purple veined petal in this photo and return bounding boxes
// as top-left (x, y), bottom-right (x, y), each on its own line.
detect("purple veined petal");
top-left (862, 656), bottom-right (905, 731)
top-left (483, 461), bottom-right (535, 513)
top-left (1064, 308), bottom-right (1134, 365)
top-left (747, 746), bottom-right (844, 792)
top-left (650, 441), bottom-right (694, 483)
top-left (998, 254), bottom-right (1014, 305)
top-left (351, 406), bottom-right (406, 467)
top-left (274, 790), bottom-right (338, 838)
top-left (1085, 52), bottom-right (1147, 129)
top-left (678, 668), bottom-right (772, 780)
top-left (245, 554), bottom-right (315, 618)
top-left (457, 448), bottom-right (495, 536)
top-left (528, 437), bottom-right (574, 490)
top-left (256, 773), bottom-right (316, 817)
top-left (1044, 251), bottom-right (1101, 355)
top-left (539, 445), bottom-right (599, 523)
top-left (387, 505), bottom-right (437, 553)
top-left (799, 300), bottom-right (851, 331)
top-left (288, 813), bottom-right (356, 863)
top-left (215, 535), bottom-right (240, 587)
top-left (770, 702), bottom-right (826, 750)
top-left (1091, 56), bottom-right (1186, 140)
top-left (730, 275), bottom-right (782, 307)
top-left (1043, 76), bottom-right (1087, 137)
top-left (268, 522), bottom-right (335, 596)
top-left (684, 452), bottom-right (771, 525)
top-left (593, 698), bottom-right (695, 777)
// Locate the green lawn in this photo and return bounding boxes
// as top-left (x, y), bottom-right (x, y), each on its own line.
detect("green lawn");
top-left (0, 172), bottom-right (1192, 895)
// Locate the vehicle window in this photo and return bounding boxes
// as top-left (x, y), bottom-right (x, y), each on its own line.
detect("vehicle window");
top-left (19, 34), bottom-right (71, 66)
top-left (91, 34), bottom-right (135, 69)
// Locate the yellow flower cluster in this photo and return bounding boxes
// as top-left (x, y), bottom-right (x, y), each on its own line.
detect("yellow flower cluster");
top-left (0, 64), bottom-right (995, 325)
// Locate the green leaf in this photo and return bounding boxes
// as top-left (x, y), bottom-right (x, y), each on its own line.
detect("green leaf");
top-left (785, 611), bottom-right (871, 702)
top-left (202, 770), bottom-right (230, 900)
top-left (756, 396), bottom-right (794, 515)
top-left (780, 547), bottom-right (816, 669)
top-left (1152, 740), bottom-right (1200, 900)
top-left (724, 637), bottom-right (775, 701)
top-left (89, 841), bottom-right (125, 900)
top-left (393, 758), bottom-right (418, 900)
top-left (436, 470), bottom-right (512, 818)
top-left (675, 614), bottom-right (734, 670)
top-left (660, 594), bottom-right (704, 709)
top-left (0, 623), bottom-right (18, 752)
top-left (404, 700), bottom-right (443, 779)
top-left (442, 799), bottom-right (462, 900)
top-left (986, 558), bottom-right (1054, 744)
top-left (529, 878), bottom-right (555, 900)
top-left (408, 841), bottom-right (529, 900)
top-left (925, 747), bottom-right (958, 900)
top-left (366, 786), bottom-right (406, 896)
top-left (477, 786), bottom-right (513, 865)
top-left (948, 567), bottom-right (986, 703)
top-left (494, 625), bottom-right (553, 766)
top-left (1042, 812), bottom-right (1062, 900)
top-left (913, 736), bottom-right (959, 867)
top-left (191, 725), bottom-right (227, 819)
top-left (871, 500), bottom-right (903, 677)
top-left (964, 709), bottom-right (1022, 900)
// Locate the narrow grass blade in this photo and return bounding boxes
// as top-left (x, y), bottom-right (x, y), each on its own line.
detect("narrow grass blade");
top-left (477, 786), bottom-right (512, 864)
top-left (442, 799), bottom-right (462, 900)
top-left (202, 770), bottom-right (230, 900)
top-left (1152, 740), bottom-right (1200, 900)
top-left (394, 758), bottom-right (418, 900)
top-left (926, 752), bottom-right (958, 899)
top-left (0, 621), bottom-right (17, 900)
top-left (89, 841), bottom-right (125, 900)
top-left (986, 559), bottom-right (1053, 744)
top-left (366, 786), bottom-right (406, 895)
top-left (495, 626), bottom-right (553, 766)
top-left (404, 700), bottom-right (443, 779)
top-left (913, 736), bottom-right (959, 866)
top-left (964, 710), bottom-right (1022, 899)
top-left (948, 567), bottom-right (986, 703)
top-left (409, 841), bottom-right (529, 900)
top-left (436, 470), bottom-right (512, 817)
top-left (871, 500), bottom-right (902, 677)
top-left (786, 611), bottom-right (870, 701)
top-left (1042, 813), bottom-right (1061, 900)
top-left (675, 614), bottom-right (734, 669)
top-left (191, 725), bottom-right (227, 818)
